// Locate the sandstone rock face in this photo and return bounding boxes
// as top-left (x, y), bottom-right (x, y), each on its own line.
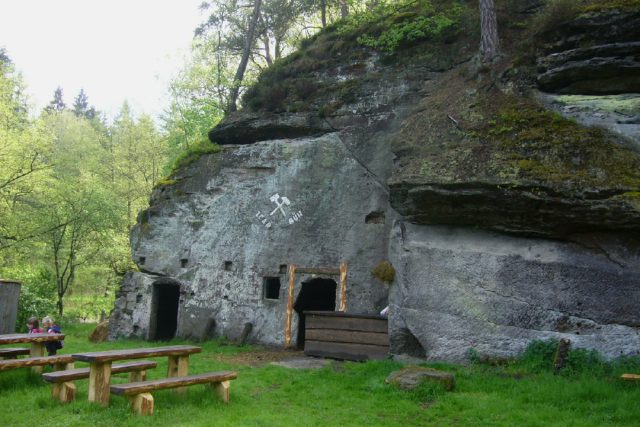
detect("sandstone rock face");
top-left (536, 10), bottom-right (640, 94)
top-left (389, 223), bottom-right (640, 362)
top-left (110, 133), bottom-right (397, 344)
top-left (110, 6), bottom-right (640, 362)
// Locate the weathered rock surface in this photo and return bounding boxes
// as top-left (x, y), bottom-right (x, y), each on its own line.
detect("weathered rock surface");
top-left (208, 112), bottom-right (332, 145)
top-left (537, 42), bottom-right (640, 94)
top-left (89, 320), bottom-right (109, 343)
top-left (536, 11), bottom-right (640, 94)
top-left (111, 5), bottom-right (640, 362)
top-left (389, 223), bottom-right (640, 362)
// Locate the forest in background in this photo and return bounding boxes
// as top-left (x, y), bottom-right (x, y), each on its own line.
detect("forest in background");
top-left (2, 0), bottom-right (403, 327)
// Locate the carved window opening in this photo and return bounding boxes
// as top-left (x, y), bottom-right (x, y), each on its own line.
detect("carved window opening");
top-left (263, 277), bottom-right (281, 300)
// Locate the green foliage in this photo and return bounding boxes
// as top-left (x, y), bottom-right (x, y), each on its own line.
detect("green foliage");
top-left (337, 0), bottom-right (464, 53)
top-left (2, 266), bottom-right (58, 331)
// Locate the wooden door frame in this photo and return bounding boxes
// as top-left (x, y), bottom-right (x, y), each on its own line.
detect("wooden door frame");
top-left (284, 262), bottom-right (347, 348)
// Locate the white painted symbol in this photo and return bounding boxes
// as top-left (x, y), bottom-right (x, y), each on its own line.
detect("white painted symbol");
top-left (255, 211), bottom-right (272, 228)
top-left (288, 211), bottom-right (303, 225)
top-left (269, 193), bottom-right (290, 218)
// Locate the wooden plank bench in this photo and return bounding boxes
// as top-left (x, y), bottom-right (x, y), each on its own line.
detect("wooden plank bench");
top-left (110, 371), bottom-right (238, 415)
top-left (72, 345), bottom-right (202, 406)
top-left (621, 374), bottom-right (640, 381)
top-left (0, 355), bottom-right (74, 371)
top-left (0, 347), bottom-right (30, 359)
top-left (42, 360), bottom-right (158, 403)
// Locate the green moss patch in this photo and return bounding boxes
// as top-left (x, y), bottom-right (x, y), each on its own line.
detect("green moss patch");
top-left (476, 98), bottom-right (640, 189)
top-left (169, 140), bottom-right (221, 174)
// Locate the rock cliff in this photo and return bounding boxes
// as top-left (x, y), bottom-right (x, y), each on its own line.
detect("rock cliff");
top-left (110, 3), bottom-right (640, 361)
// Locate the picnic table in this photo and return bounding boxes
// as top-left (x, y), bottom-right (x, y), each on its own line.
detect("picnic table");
top-left (72, 345), bottom-right (202, 406)
top-left (0, 333), bottom-right (65, 357)
top-left (0, 333), bottom-right (65, 372)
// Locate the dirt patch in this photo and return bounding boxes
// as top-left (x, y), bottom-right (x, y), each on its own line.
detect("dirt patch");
top-left (206, 347), bottom-right (305, 367)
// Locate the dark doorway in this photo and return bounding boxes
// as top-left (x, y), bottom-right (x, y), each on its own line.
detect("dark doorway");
top-left (150, 280), bottom-right (180, 341)
top-left (293, 278), bottom-right (337, 349)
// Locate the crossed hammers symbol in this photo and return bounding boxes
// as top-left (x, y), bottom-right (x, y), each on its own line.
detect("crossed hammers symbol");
top-left (269, 193), bottom-right (290, 217)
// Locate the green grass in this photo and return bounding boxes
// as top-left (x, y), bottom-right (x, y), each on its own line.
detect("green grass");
top-left (1, 324), bottom-right (639, 426)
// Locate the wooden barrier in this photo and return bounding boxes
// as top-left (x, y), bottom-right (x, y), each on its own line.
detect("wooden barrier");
top-left (303, 311), bottom-right (389, 361)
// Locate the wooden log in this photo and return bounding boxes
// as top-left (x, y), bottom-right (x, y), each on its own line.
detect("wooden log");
top-left (306, 329), bottom-right (390, 346)
top-left (0, 355), bottom-right (74, 371)
top-left (621, 374), bottom-right (640, 381)
top-left (43, 361), bottom-right (156, 383)
top-left (52, 382), bottom-right (76, 403)
top-left (296, 267), bottom-right (340, 275)
top-left (129, 393), bottom-right (154, 416)
top-left (167, 355), bottom-right (189, 394)
top-left (30, 342), bottom-right (45, 373)
top-left (304, 340), bottom-right (389, 361)
top-left (72, 345), bottom-right (201, 363)
top-left (339, 262), bottom-right (347, 312)
top-left (0, 347), bottom-right (30, 359)
top-left (110, 371), bottom-right (238, 395)
top-left (212, 380), bottom-right (231, 403)
top-left (129, 370), bottom-right (146, 383)
top-left (88, 362), bottom-right (112, 406)
top-left (284, 264), bottom-right (296, 348)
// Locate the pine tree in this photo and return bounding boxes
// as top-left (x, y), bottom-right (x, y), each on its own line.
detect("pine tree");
top-left (479, 0), bottom-right (499, 62)
top-left (73, 88), bottom-right (89, 118)
top-left (45, 87), bottom-right (66, 113)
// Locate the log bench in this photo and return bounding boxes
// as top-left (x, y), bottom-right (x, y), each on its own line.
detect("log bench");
top-left (621, 374), bottom-right (640, 381)
top-left (0, 355), bottom-right (74, 371)
top-left (42, 360), bottom-right (158, 403)
top-left (110, 371), bottom-right (238, 415)
top-left (0, 347), bottom-right (30, 359)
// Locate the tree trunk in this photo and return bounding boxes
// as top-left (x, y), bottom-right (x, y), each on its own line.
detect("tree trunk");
top-left (321, 0), bottom-right (327, 27)
top-left (339, 0), bottom-right (349, 18)
top-left (227, 0), bottom-right (263, 113)
top-left (479, 0), bottom-right (499, 62)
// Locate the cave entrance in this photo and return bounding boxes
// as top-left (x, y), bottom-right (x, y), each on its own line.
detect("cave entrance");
top-left (293, 278), bottom-right (337, 349)
top-left (283, 263), bottom-right (348, 348)
top-left (149, 280), bottom-right (180, 341)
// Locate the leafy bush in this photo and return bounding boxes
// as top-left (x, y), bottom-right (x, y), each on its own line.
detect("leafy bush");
top-left (337, 0), bottom-right (464, 53)
top-left (7, 266), bottom-right (58, 331)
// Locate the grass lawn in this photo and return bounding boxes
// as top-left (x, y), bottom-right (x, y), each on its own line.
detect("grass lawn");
top-left (1, 323), bottom-right (639, 426)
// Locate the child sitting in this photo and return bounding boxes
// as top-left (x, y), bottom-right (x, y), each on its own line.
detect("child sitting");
top-left (27, 316), bottom-right (43, 334)
top-left (42, 316), bottom-right (63, 356)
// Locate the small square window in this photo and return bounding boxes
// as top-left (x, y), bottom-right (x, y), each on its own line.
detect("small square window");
top-left (139, 257), bottom-right (146, 265)
top-left (181, 259), bottom-right (188, 268)
top-left (263, 277), bottom-right (281, 300)
top-left (224, 261), bottom-right (233, 271)
top-left (279, 264), bottom-right (288, 274)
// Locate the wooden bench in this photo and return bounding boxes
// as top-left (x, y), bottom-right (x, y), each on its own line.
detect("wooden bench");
top-left (72, 345), bottom-right (202, 406)
top-left (0, 333), bottom-right (65, 373)
top-left (0, 347), bottom-right (30, 359)
top-left (110, 371), bottom-right (238, 415)
top-left (0, 355), bottom-right (74, 371)
top-left (42, 360), bottom-right (158, 403)
top-left (621, 374), bottom-right (640, 381)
